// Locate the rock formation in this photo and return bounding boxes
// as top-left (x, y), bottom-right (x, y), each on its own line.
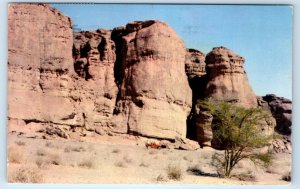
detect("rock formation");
top-left (185, 49), bottom-right (206, 80)
top-left (204, 47), bottom-right (257, 108)
top-left (72, 30), bottom-right (118, 133)
top-left (259, 94), bottom-right (292, 135)
top-left (8, 3), bottom-right (81, 133)
top-left (8, 4), bottom-right (291, 150)
top-left (111, 21), bottom-right (192, 139)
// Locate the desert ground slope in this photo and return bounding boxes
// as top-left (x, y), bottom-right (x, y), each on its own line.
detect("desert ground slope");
top-left (7, 133), bottom-right (290, 184)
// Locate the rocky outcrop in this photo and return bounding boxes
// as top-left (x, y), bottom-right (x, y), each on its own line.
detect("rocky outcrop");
top-left (185, 49), bottom-right (206, 79)
top-left (204, 47), bottom-right (257, 108)
top-left (8, 5), bottom-right (192, 141)
top-left (8, 4), bottom-right (290, 151)
top-left (72, 30), bottom-right (118, 132)
top-left (8, 4), bottom-right (81, 128)
top-left (111, 21), bottom-right (192, 139)
top-left (260, 94), bottom-right (292, 135)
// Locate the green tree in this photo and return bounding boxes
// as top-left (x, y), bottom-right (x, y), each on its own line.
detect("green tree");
top-left (198, 99), bottom-right (275, 177)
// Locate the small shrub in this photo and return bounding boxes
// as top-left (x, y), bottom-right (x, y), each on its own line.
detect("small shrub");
top-left (183, 155), bottom-right (193, 162)
top-left (156, 174), bottom-right (167, 182)
top-left (282, 172), bottom-right (291, 182)
top-left (8, 149), bottom-right (23, 164)
top-left (114, 161), bottom-right (126, 168)
top-left (112, 149), bottom-right (120, 153)
top-left (36, 149), bottom-right (47, 156)
top-left (233, 173), bottom-right (256, 182)
top-left (49, 154), bottom-right (61, 165)
top-left (78, 159), bottom-right (94, 169)
top-left (123, 155), bottom-right (133, 163)
top-left (15, 141), bottom-right (26, 146)
top-left (139, 162), bottom-right (149, 167)
top-left (64, 146), bottom-right (85, 153)
top-left (167, 163), bottom-right (182, 180)
top-left (9, 167), bottom-right (43, 183)
top-left (45, 141), bottom-right (58, 149)
top-left (35, 158), bottom-right (45, 168)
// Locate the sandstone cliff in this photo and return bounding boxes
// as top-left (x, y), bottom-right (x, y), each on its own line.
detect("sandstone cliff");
top-left (8, 4), bottom-right (82, 132)
top-left (204, 47), bottom-right (257, 108)
top-left (8, 4), bottom-right (290, 149)
top-left (111, 21), bottom-right (192, 139)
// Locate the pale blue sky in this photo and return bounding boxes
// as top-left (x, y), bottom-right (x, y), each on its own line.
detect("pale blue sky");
top-left (51, 4), bottom-right (292, 99)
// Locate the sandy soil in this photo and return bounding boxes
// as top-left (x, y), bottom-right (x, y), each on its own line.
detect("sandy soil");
top-left (7, 133), bottom-right (291, 184)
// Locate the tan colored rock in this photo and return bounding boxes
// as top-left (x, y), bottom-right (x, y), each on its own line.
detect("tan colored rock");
top-left (205, 46), bottom-right (257, 108)
top-left (72, 30), bottom-right (118, 131)
top-left (185, 48), bottom-right (206, 79)
top-left (8, 4), bottom-right (82, 129)
top-left (111, 21), bottom-right (192, 139)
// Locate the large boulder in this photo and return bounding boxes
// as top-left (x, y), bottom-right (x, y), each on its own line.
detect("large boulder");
top-left (261, 94), bottom-right (292, 135)
top-left (111, 20), bottom-right (192, 139)
top-left (204, 46), bottom-right (257, 108)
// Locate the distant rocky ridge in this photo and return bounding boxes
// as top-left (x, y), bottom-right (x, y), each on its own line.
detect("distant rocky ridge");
top-left (8, 4), bottom-right (292, 150)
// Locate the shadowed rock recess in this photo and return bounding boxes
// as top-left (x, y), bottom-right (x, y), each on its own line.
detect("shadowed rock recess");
top-left (8, 4), bottom-right (292, 149)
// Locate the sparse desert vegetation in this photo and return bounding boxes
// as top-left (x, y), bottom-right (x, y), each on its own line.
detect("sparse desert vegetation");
top-left (7, 134), bottom-right (291, 184)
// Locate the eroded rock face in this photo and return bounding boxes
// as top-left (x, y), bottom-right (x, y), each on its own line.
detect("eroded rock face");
top-left (72, 30), bottom-right (118, 131)
top-left (8, 4), bottom-right (82, 128)
top-left (185, 49), bottom-right (206, 80)
top-left (261, 94), bottom-right (292, 135)
top-left (205, 47), bottom-right (257, 108)
top-left (111, 21), bottom-right (192, 139)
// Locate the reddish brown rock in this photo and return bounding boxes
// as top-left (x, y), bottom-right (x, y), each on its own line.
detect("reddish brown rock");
top-left (111, 21), bottom-right (192, 139)
top-left (185, 49), bottom-right (206, 79)
top-left (72, 30), bottom-right (118, 131)
top-left (8, 4), bottom-right (82, 129)
top-left (261, 94), bottom-right (292, 135)
top-left (204, 46), bottom-right (257, 108)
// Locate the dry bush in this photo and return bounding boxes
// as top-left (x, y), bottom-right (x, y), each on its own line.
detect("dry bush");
top-left (49, 154), bottom-right (61, 165)
top-left (112, 148), bottom-right (120, 153)
top-left (64, 146), bottom-right (85, 153)
top-left (123, 155), bottom-right (133, 163)
top-left (282, 172), bottom-right (291, 182)
top-left (45, 141), bottom-right (59, 149)
top-left (8, 148), bottom-right (23, 164)
top-left (233, 172), bottom-right (256, 182)
top-left (183, 155), bottom-right (193, 162)
top-left (78, 159), bottom-right (95, 169)
top-left (166, 163), bottom-right (182, 180)
top-left (156, 174), bottom-right (167, 182)
top-left (36, 149), bottom-right (47, 156)
top-left (114, 161), bottom-right (126, 168)
top-left (35, 158), bottom-right (48, 169)
top-left (139, 162), bottom-right (149, 167)
top-left (9, 167), bottom-right (43, 183)
top-left (15, 141), bottom-right (26, 146)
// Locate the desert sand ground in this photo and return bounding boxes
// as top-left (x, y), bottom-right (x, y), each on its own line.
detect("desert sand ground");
top-left (7, 133), bottom-right (291, 184)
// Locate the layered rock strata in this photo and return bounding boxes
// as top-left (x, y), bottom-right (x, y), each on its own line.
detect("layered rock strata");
top-left (204, 46), bottom-right (257, 108)
top-left (111, 21), bottom-right (192, 139)
top-left (8, 4), bottom-right (81, 133)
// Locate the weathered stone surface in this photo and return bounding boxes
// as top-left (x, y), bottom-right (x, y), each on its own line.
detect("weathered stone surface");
top-left (111, 20), bottom-right (192, 139)
top-left (204, 46), bottom-right (257, 108)
top-left (8, 4), bottom-right (81, 128)
top-left (261, 94), bottom-right (292, 135)
top-left (185, 49), bottom-right (206, 79)
top-left (72, 30), bottom-right (118, 130)
top-left (175, 136), bottom-right (200, 150)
